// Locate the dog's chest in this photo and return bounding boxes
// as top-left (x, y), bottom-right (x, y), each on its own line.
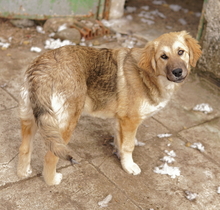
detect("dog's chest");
top-left (139, 99), bottom-right (168, 119)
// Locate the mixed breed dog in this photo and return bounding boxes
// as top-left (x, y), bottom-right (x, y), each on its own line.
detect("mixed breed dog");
top-left (17, 31), bottom-right (202, 185)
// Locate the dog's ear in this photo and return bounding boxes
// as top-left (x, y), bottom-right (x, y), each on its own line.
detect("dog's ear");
top-left (182, 31), bottom-right (202, 67)
top-left (138, 42), bottom-right (156, 72)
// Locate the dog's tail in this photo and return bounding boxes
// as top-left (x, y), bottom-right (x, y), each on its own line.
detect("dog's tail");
top-left (36, 111), bottom-right (75, 163)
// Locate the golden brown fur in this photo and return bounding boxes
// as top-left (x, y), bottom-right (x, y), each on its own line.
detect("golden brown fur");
top-left (17, 31), bottom-right (202, 185)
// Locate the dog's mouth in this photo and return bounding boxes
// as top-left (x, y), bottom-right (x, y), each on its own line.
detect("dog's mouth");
top-left (167, 76), bottom-right (186, 83)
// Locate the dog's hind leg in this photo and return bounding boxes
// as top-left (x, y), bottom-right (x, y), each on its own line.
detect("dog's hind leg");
top-left (17, 118), bottom-right (37, 178)
top-left (42, 106), bottom-right (83, 185)
top-left (17, 87), bottom-right (38, 178)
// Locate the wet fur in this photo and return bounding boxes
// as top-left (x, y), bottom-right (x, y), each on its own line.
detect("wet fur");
top-left (17, 31), bottom-right (202, 185)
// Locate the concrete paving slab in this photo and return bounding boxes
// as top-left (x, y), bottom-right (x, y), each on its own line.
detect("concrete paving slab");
top-left (0, 88), bottom-right (18, 110)
top-left (0, 49), bottom-right (38, 100)
top-left (0, 163), bottom-right (139, 210)
top-left (99, 136), bottom-right (220, 209)
top-left (179, 117), bottom-right (220, 165)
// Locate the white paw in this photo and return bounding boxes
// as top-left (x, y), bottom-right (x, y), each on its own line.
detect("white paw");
top-left (17, 165), bottom-right (32, 178)
top-left (121, 160), bottom-right (141, 175)
top-left (53, 173), bottom-right (63, 185)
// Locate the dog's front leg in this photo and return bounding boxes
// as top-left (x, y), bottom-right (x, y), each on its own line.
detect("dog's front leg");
top-left (116, 117), bottom-right (142, 175)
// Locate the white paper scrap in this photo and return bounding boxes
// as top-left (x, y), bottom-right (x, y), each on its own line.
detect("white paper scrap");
top-left (45, 38), bottom-right (75, 50)
top-left (185, 191), bottom-right (198, 201)
top-left (141, 6), bottom-right (149, 10)
top-left (0, 42), bottom-right (10, 49)
top-left (157, 133), bottom-right (172, 138)
top-left (169, 4), bottom-right (182, 12)
top-left (36, 26), bottom-right (45, 34)
top-left (125, 6), bottom-right (137, 13)
top-left (30, 46), bottom-right (42, 53)
top-left (161, 156), bottom-right (175, 163)
top-left (190, 142), bottom-right (205, 152)
top-left (98, 194), bottom-right (112, 208)
top-left (217, 187), bottom-right (220, 194)
top-left (178, 18), bottom-right (187, 25)
top-left (154, 163), bottom-right (180, 178)
top-left (165, 150), bottom-right (176, 157)
top-left (193, 103), bottom-right (213, 114)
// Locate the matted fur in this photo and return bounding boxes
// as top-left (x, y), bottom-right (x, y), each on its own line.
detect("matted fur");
top-left (17, 31), bottom-right (202, 185)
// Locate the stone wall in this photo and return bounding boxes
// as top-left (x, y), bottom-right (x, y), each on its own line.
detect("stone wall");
top-left (197, 0), bottom-right (220, 86)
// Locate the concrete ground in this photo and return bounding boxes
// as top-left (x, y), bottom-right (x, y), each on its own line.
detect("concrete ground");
top-left (1, 1), bottom-right (220, 210)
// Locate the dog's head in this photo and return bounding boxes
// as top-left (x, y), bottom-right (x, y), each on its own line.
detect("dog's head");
top-left (138, 31), bottom-right (202, 83)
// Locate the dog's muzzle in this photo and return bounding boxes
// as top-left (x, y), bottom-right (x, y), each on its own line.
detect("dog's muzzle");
top-left (167, 68), bottom-right (187, 83)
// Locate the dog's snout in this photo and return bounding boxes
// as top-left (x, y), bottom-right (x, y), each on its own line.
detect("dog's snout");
top-left (172, 68), bottom-right (183, 78)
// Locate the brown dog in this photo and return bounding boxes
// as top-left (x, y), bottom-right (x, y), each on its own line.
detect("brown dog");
top-left (17, 31), bottom-right (201, 185)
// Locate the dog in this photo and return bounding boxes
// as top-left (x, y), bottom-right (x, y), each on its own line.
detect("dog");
top-left (17, 31), bottom-right (202, 185)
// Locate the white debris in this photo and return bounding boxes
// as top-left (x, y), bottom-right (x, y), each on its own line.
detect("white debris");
top-left (185, 191), bottom-right (198, 201)
top-left (166, 25), bottom-right (173, 30)
top-left (125, 6), bottom-right (137, 13)
top-left (161, 156), bottom-right (175, 163)
top-left (141, 6), bottom-right (149, 10)
top-left (45, 38), bottom-right (75, 50)
top-left (217, 187), bottom-right (220, 194)
top-left (135, 139), bottom-right (145, 146)
top-left (101, 18), bottom-right (128, 29)
top-left (98, 194), bottom-right (112, 208)
top-left (154, 163), bottom-right (180, 178)
top-left (178, 18), bottom-right (187, 25)
top-left (139, 10), bottom-right (166, 19)
top-left (126, 15), bottom-right (133, 20)
top-left (151, 10), bottom-right (166, 18)
top-left (190, 142), bottom-right (205, 152)
top-left (152, 0), bottom-right (166, 5)
top-left (58, 23), bottom-right (68, 32)
top-left (139, 11), bottom-right (154, 19)
top-left (140, 18), bottom-right (155, 25)
top-left (30, 46), bottom-right (42, 53)
top-left (157, 133), bottom-right (172, 138)
top-left (36, 26), bottom-right (45, 34)
top-left (193, 103), bottom-right (213, 114)
top-left (0, 42), bottom-right (10, 49)
top-left (182, 8), bottom-right (189, 13)
top-left (49, 32), bottom-right (55, 37)
top-left (165, 150), bottom-right (176, 157)
top-left (169, 4), bottom-right (182, 12)
top-left (121, 37), bottom-right (137, 48)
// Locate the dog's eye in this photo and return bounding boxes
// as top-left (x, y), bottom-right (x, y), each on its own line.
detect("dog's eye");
top-left (178, 50), bottom-right (184, 56)
top-left (161, 54), bottom-right (168, 60)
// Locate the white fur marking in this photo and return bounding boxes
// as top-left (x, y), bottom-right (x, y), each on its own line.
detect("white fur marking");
top-left (51, 93), bottom-right (68, 129)
top-left (53, 172), bottom-right (63, 185)
top-left (20, 85), bottom-right (34, 120)
top-left (139, 100), bottom-right (168, 118)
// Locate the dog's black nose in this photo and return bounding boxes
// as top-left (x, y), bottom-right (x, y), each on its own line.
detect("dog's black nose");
top-left (172, 68), bottom-right (182, 78)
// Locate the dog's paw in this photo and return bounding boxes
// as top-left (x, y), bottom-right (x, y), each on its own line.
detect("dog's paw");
top-left (121, 160), bottom-right (141, 175)
top-left (51, 173), bottom-right (63, 185)
top-left (17, 165), bottom-right (32, 178)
